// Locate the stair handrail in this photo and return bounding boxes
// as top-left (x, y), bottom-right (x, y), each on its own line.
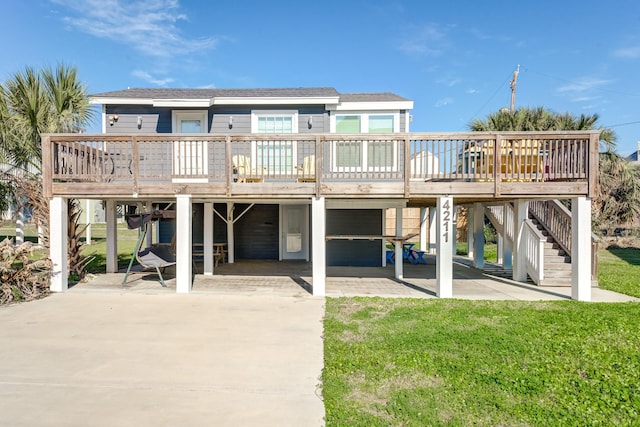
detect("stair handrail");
top-left (529, 200), bottom-right (571, 255)
top-left (529, 199), bottom-right (599, 282)
top-left (522, 219), bottom-right (546, 285)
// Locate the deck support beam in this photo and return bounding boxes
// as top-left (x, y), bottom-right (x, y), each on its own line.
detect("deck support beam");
top-left (227, 202), bottom-right (235, 264)
top-left (311, 197), bottom-right (326, 296)
top-left (176, 194), bottom-right (192, 293)
top-left (572, 196), bottom-right (591, 301)
top-left (513, 200), bottom-right (529, 282)
top-left (419, 207), bottom-right (428, 251)
top-left (436, 196), bottom-right (453, 298)
top-left (473, 202), bottom-right (485, 269)
top-left (428, 208), bottom-right (437, 254)
top-left (502, 202), bottom-right (513, 269)
top-left (203, 202), bottom-right (214, 275)
top-left (394, 207), bottom-right (403, 280)
top-left (105, 200), bottom-right (118, 274)
top-left (49, 197), bottom-right (68, 292)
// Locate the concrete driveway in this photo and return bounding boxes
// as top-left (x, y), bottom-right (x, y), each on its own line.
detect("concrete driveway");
top-left (0, 293), bottom-right (325, 427)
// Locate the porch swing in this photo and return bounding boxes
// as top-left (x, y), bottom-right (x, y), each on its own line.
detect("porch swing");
top-left (122, 209), bottom-right (176, 287)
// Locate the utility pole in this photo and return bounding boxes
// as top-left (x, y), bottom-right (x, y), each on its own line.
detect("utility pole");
top-left (509, 64), bottom-right (520, 113)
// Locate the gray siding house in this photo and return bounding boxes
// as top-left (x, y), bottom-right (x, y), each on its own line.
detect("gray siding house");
top-left (91, 87), bottom-right (414, 267)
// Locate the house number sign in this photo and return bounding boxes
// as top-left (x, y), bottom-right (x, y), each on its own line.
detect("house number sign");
top-left (442, 199), bottom-right (451, 243)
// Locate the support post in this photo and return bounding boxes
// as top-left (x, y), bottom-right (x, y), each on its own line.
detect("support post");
top-left (105, 200), bottom-right (118, 273)
top-left (436, 196), bottom-right (453, 298)
top-left (49, 197), bottom-right (68, 292)
top-left (311, 197), bottom-right (326, 296)
top-left (467, 206), bottom-right (474, 259)
top-left (85, 199), bottom-right (92, 245)
top-left (419, 207), bottom-right (428, 251)
top-left (503, 202), bottom-right (513, 269)
top-left (473, 202), bottom-right (485, 269)
top-left (394, 207), bottom-right (403, 280)
top-left (176, 194), bottom-right (192, 293)
top-left (572, 197), bottom-right (592, 301)
top-left (512, 200), bottom-right (528, 282)
top-left (428, 208), bottom-right (437, 254)
top-left (227, 202), bottom-right (234, 264)
top-left (203, 202), bottom-right (214, 275)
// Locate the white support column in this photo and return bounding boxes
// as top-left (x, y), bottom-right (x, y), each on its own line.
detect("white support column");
top-left (428, 208), bottom-right (437, 254)
top-left (467, 206), bottom-right (474, 259)
top-left (497, 234), bottom-right (504, 264)
top-left (381, 208), bottom-right (387, 267)
top-left (15, 207), bottom-right (24, 246)
top-left (419, 207), bottom-right (428, 251)
top-left (203, 202), bottom-right (214, 275)
top-left (49, 197), bottom-right (68, 292)
top-left (85, 199), bottom-right (92, 245)
top-left (572, 197), bottom-right (592, 301)
top-left (105, 200), bottom-right (118, 273)
top-left (436, 196), bottom-right (453, 298)
top-left (512, 200), bottom-right (529, 282)
top-left (394, 207), bottom-right (403, 280)
top-left (144, 201), bottom-right (153, 247)
top-left (503, 202), bottom-right (513, 270)
top-left (473, 202), bottom-right (485, 269)
top-left (311, 197), bottom-right (326, 296)
top-left (227, 202), bottom-right (235, 264)
top-left (176, 195), bottom-right (192, 293)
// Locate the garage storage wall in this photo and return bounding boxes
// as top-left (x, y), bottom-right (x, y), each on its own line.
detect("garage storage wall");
top-left (234, 204), bottom-right (279, 260)
top-left (326, 209), bottom-right (382, 267)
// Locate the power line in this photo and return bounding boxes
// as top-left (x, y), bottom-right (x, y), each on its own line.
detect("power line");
top-left (604, 120), bottom-right (640, 128)
top-left (469, 73), bottom-right (512, 122)
top-left (524, 67), bottom-right (640, 98)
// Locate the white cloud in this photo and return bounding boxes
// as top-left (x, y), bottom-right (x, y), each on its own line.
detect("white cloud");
top-left (466, 88), bottom-right (478, 94)
top-left (612, 46), bottom-right (640, 59)
top-left (434, 97), bottom-right (453, 107)
top-left (131, 70), bottom-right (174, 86)
top-left (51, 0), bottom-right (218, 58)
top-left (397, 23), bottom-right (449, 56)
top-left (556, 77), bottom-right (612, 95)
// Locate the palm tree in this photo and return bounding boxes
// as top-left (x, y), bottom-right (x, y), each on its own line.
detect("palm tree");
top-left (468, 107), bottom-right (640, 233)
top-left (0, 63), bottom-right (94, 278)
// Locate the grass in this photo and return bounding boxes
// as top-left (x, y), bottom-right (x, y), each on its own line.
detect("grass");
top-left (598, 247), bottom-right (640, 298)
top-left (323, 298), bottom-right (640, 426)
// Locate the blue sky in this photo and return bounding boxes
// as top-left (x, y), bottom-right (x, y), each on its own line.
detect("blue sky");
top-left (3, 0), bottom-right (640, 155)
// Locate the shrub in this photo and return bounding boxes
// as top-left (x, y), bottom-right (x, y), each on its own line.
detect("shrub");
top-left (0, 238), bottom-right (52, 305)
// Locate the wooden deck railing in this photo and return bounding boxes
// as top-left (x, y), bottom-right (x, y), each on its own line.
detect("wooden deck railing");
top-left (42, 131), bottom-right (599, 200)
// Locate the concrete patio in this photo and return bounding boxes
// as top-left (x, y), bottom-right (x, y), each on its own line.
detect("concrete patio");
top-left (72, 256), bottom-right (637, 302)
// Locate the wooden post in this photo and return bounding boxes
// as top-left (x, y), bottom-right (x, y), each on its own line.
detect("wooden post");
top-left (203, 202), bottom-right (214, 275)
top-left (512, 200), bottom-right (528, 282)
top-left (311, 197), bottom-right (326, 296)
top-left (572, 197), bottom-right (592, 301)
top-left (50, 197), bottom-right (68, 292)
top-left (473, 202), bottom-right (485, 269)
top-left (105, 200), bottom-right (118, 274)
top-left (176, 194), bottom-right (192, 293)
top-left (395, 207), bottom-right (403, 280)
top-left (227, 202), bottom-right (234, 264)
top-left (436, 196), bottom-right (453, 298)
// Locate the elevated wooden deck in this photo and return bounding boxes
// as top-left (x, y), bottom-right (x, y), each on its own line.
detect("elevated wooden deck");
top-left (42, 131), bottom-right (599, 204)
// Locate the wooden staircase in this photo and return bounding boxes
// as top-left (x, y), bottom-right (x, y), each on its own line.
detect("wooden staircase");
top-left (529, 214), bottom-right (573, 286)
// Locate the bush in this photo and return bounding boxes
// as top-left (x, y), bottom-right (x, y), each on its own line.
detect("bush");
top-left (0, 238), bottom-right (52, 305)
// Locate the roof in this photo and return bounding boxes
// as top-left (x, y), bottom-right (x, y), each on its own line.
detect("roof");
top-left (89, 87), bottom-right (413, 109)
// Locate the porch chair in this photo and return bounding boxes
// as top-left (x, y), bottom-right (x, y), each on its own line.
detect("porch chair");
top-left (232, 154), bottom-right (264, 182)
top-left (296, 155), bottom-right (316, 182)
top-left (135, 245), bottom-right (176, 287)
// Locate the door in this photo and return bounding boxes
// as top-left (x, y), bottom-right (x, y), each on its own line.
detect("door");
top-left (281, 205), bottom-right (309, 260)
top-left (172, 111), bottom-right (208, 179)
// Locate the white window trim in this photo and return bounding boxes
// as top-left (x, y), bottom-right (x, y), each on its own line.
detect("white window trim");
top-left (250, 110), bottom-right (299, 134)
top-left (172, 110), bottom-right (208, 133)
top-left (330, 112), bottom-right (400, 172)
top-left (329, 111), bottom-right (400, 133)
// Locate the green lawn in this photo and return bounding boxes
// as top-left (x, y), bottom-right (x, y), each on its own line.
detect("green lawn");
top-left (598, 247), bottom-right (640, 298)
top-left (323, 298), bottom-right (640, 426)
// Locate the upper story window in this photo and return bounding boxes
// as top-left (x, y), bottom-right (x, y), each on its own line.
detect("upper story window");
top-left (172, 110), bottom-right (208, 133)
top-left (332, 112), bottom-right (399, 133)
top-left (251, 110), bottom-right (298, 134)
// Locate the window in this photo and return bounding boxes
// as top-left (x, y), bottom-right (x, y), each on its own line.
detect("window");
top-left (251, 111), bottom-right (298, 175)
top-left (332, 113), bottom-right (399, 171)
